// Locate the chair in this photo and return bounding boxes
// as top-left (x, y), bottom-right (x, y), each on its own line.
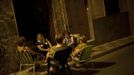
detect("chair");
top-left (73, 45), bottom-right (94, 68)
top-left (16, 51), bottom-right (35, 75)
top-left (52, 46), bottom-right (72, 75)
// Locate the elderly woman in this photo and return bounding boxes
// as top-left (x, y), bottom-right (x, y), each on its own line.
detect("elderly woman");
top-left (71, 36), bottom-right (88, 59)
top-left (16, 37), bottom-right (37, 59)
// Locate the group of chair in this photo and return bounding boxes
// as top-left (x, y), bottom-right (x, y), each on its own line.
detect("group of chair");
top-left (16, 45), bottom-right (93, 75)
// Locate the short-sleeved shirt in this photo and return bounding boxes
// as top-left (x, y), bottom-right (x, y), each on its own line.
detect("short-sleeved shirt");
top-left (36, 39), bottom-right (50, 56)
top-left (36, 39), bottom-right (50, 49)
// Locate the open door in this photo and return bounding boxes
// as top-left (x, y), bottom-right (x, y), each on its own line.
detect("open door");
top-left (13, 0), bottom-right (51, 41)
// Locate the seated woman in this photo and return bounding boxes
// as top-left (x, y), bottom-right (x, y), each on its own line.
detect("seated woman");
top-left (71, 36), bottom-right (88, 61)
top-left (17, 37), bottom-right (37, 60)
top-left (36, 33), bottom-right (52, 61)
top-left (46, 35), bottom-right (69, 75)
top-left (63, 32), bottom-right (75, 47)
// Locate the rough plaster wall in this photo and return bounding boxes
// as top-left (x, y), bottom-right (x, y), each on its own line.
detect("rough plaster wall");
top-left (118, 0), bottom-right (128, 13)
top-left (92, 13), bottom-right (130, 45)
top-left (0, 0), bottom-right (18, 74)
top-left (65, 0), bottom-right (90, 38)
top-left (91, 0), bottom-right (106, 19)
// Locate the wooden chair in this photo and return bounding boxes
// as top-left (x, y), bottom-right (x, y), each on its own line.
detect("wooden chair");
top-left (16, 51), bottom-right (35, 75)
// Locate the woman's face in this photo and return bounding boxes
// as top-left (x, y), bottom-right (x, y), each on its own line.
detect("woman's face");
top-left (37, 34), bottom-right (44, 40)
top-left (65, 33), bottom-right (70, 38)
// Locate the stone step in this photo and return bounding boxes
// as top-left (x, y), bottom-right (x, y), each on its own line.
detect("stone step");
top-left (92, 35), bottom-right (134, 59)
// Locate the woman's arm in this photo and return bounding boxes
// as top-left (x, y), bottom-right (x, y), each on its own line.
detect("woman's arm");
top-left (68, 37), bottom-right (74, 46)
top-left (71, 48), bottom-right (81, 57)
top-left (37, 45), bottom-right (48, 51)
top-left (71, 45), bottom-right (85, 57)
top-left (71, 36), bottom-right (74, 44)
top-left (25, 46), bottom-right (37, 55)
top-left (46, 39), bottom-right (52, 48)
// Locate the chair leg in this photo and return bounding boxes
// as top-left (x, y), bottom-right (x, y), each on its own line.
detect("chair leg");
top-left (33, 65), bottom-right (35, 75)
top-left (47, 59), bottom-right (51, 75)
top-left (19, 64), bottom-right (22, 75)
top-left (57, 67), bottom-right (60, 75)
top-left (91, 62), bottom-right (94, 69)
top-left (67, 64), bottom-right (72, 75)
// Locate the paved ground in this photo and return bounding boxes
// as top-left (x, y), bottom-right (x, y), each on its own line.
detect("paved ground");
top-left (72, 43), bottom-right (134, 75)
top-left (92, 35), bottom-right (134, 58)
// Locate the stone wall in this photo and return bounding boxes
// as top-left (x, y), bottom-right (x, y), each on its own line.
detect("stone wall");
top-left (0, 0), bottom-right (18, 74)
top-left (51, 0), bottom-right (68, 36)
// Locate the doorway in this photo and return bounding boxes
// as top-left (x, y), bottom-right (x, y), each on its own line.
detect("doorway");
top-left (104, 0), bottom-right (120, 16)
top-left (13, 0), bottom-right (51, 41)
top-left (65, 0), bottom-right (90, 38)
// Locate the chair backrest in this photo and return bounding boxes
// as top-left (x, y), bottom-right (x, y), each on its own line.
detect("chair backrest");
top-left (54, 46), bottom-right (72, 66)
top-left (79, 45), bottom-right (93, 62)
top-left (16, 51), bottom-right (33, 64)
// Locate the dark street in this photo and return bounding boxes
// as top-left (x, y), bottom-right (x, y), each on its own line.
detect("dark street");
top-left (72, 44), bottom-right (134, 75)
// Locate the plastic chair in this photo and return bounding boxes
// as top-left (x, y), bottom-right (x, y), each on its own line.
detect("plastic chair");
top-left (74, 45), bottom-right (94, 68)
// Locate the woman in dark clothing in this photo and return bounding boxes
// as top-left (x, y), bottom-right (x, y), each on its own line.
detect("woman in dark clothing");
top-left (36, 33), bottom-right (52, 61)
